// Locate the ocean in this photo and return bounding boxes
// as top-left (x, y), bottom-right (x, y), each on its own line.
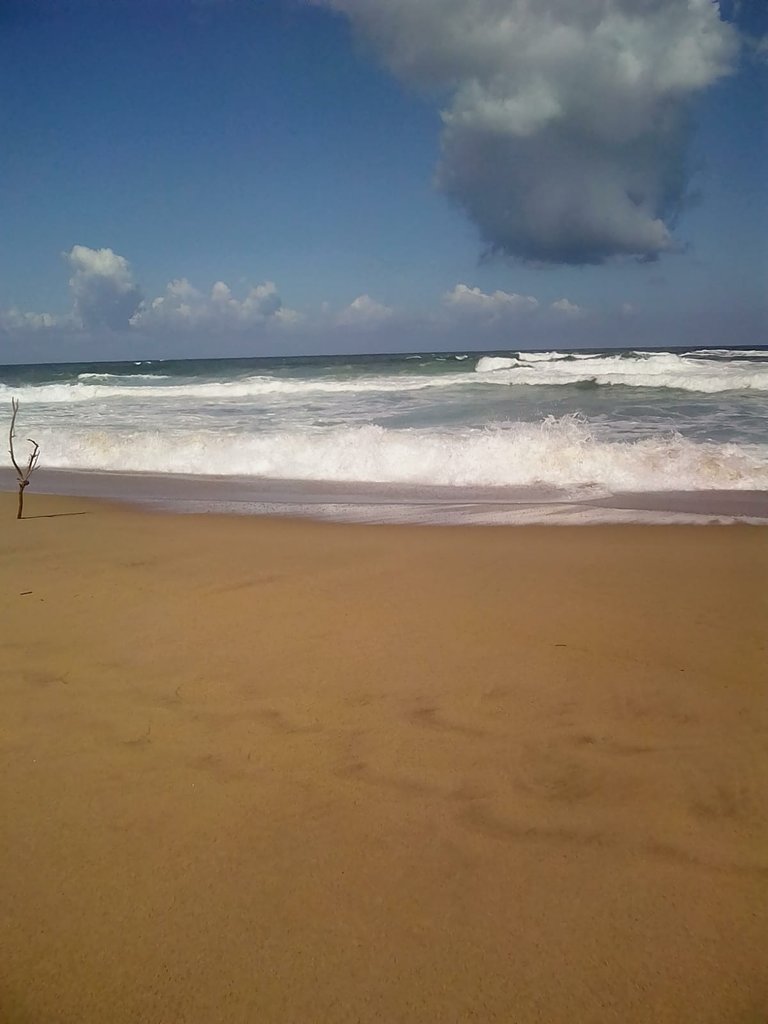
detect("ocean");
top-left (2, 347), bottom-right (767, 523)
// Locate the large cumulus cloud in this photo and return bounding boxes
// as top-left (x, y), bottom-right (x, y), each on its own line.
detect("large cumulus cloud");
top-left (66, 245), bottom-right (143, 330)
top-left (322, 0), bottom-right (738, 264)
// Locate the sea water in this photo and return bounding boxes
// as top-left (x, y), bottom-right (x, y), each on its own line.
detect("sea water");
top-left (1, 348), bottom-right (767, 521)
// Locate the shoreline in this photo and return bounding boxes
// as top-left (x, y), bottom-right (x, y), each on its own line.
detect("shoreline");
top-left (3, 466), bottom-right (768, 524)
top-left (1, 491), bottom-right (767, 1022)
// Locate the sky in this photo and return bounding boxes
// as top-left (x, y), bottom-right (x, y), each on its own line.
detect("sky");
top-left (0, 0), bottom-right (766, 363)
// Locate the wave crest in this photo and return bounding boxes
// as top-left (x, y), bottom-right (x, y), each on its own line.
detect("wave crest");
top-left (474, 351), bottom-right (768, 393)
top-left (32, 416), bottom-right (768, 491)
top-left (2, 350), bottom-right (766, 402)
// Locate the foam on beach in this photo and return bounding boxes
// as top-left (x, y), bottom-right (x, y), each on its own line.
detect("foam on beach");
top-left (1, 347), bottom-right (766, 502)
top-left (26, 416), bottom-right (768, 491)
top-left (474, 350), bottom-right (768, 392)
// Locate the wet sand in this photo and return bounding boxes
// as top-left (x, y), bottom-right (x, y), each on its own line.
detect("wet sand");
top-left (1, 492), bottom-right (766, 1023)
top-left (3, 465), bottom-right (768, 523)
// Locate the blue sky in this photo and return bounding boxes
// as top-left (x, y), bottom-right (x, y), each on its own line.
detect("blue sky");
top-left (0, 0), bottom-right (766, 362)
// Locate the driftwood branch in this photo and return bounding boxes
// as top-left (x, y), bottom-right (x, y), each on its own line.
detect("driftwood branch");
top-left (9, 398), bottom-right (41, 519)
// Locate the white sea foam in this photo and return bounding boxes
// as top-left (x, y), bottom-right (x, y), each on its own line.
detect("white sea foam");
top-left (475, 356), bottom-right (521, 372)
top-left (3, 350), bottom-right (767, 404)
top-left (32, 416), bottom-right (768, 491)
top-left (4, 348), bottom-right (765, 502)
top-left (474, 351), bottom-right (768, 393)
top-left (0, 373), bottom-right (471, 404)
top-left (688, 349), bottom-right (768, 359)
top-left (518, 351), bottom-right (575, 362)
top-left (77, 372), bottom-right (171, 381)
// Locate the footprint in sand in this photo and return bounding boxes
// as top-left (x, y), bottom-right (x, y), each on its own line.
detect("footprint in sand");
top-left (406, 705), bottom-right (487, 738)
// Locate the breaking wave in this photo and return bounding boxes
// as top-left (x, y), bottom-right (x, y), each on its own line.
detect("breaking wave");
top-left (1, 349), bottom-right (765, 404)
top-left (33, 416), bottom-right (768, 491)
top-left (0, 373), bottom-right (468, 404)
top-left (474, 352), bottom-right (768, 392)
top-left (77, 372), bottom-right (171, 382)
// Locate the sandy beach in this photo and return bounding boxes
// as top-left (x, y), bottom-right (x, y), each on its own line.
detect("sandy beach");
top-left (1, 491), bottom-right (766, 1024)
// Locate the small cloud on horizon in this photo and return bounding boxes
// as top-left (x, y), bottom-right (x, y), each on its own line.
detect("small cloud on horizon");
top-left (336, 294), bottom-right (394, 328)
top-left (443, 283), bottom-right (539, 319)
top-left (0, 243), bottom-right (640, 357)
top-left (131, 277), bottom-right (298, 332)
top-left (551, 297), bottom-right (585, 318)
top-left (0, 307), bottom-right (62, 332)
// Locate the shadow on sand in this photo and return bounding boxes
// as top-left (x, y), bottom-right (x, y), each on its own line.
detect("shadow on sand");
top-left (21, 511), bottom-right (91, 520)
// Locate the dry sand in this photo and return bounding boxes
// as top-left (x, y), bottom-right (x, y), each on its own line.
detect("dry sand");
top-left (1, 491), bottom-right (766, 1024)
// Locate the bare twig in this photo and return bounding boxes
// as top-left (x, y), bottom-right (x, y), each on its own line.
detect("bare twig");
top-left (9, 398), bottom-right (41, 519)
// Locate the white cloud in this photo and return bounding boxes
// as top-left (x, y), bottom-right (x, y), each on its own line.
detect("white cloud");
top-left (444, 283), bottom-right (538, 318)
top-left (0, 308), bottom-right (62, 331)
top-left (551, 297), bottom-right (585, 317)
top-left (132, 278), bottom-right (300, 331)
top-left (273, 306), bottom-right (306, 327)
top-left (336, 294), bottom-right (394, 328)
top-left (322, 0), bottom-right (738, 264)
top-left (66, 245), bottom-right (142, 330)
top-left (1, 248), bottom-right (304, 341)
